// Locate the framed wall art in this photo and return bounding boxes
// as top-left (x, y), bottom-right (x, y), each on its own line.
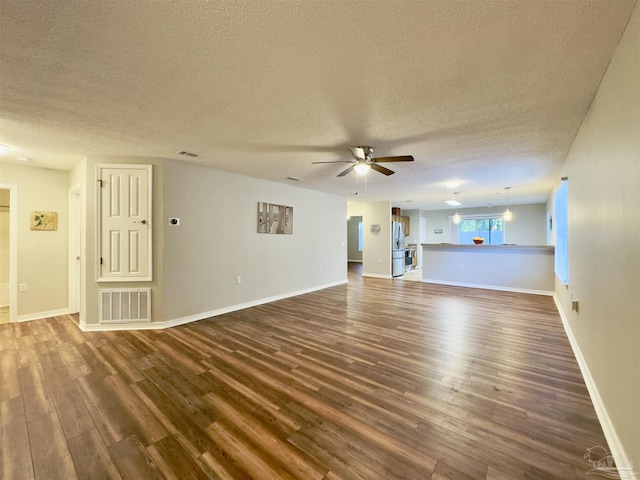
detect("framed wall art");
top-left (258, 202), bottom-right (293, 234)
top-left (30, 211), bottom-right (58, 231)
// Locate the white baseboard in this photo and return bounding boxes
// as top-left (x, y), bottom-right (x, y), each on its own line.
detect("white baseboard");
top-left (16, 308), bottom-right (72, 323)
top-left (553, 295), bottom-right (632, 470)
top-left (421, 278), bottom-right (554, 296)
top-left (362, 273), bottom-right (392, 279)
top-left (81, 319), bottom-right (164, 332)
top-left (80, 279), bottom-right (348, 332)
top-left (347, 259), bottom-right (363, 263)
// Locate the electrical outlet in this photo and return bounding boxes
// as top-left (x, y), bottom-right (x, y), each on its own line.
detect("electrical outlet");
top-left (319, 264), bottom-right (323, 272)
top-left (572, 299), bottom-right (579, 313)
top-left (19, 283), bottom-right (27, 292)
top-left (236, 276), bottom-right (241, 284)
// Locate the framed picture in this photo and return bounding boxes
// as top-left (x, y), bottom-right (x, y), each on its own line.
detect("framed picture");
top-left (30, 211), bottom-right (58, 231)
top-left (258, 202), bottom-right (293, 234)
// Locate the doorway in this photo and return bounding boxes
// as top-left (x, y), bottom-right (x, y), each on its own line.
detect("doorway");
top-left (0, 185), bottom-right (17, 323)
top-left (347, 216), bottom-right (363, 276)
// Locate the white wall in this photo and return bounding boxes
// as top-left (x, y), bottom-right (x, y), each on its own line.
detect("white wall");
top-left (1, 156), bottom-right (347, 327)
top-left (424, 203), bottom-right (547, 245)
top-left (161, 160), bottom-right (347, 322)
top-left (0, 163), bottom-right (69, 318)
top-left (550, 4), bottom-right (639, 467)
top-left (349, 201), bottom-right (392, 278)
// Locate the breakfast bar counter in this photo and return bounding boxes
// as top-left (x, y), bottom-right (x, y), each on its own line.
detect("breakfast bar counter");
top-left (421, 243), bottom-right (555, 294)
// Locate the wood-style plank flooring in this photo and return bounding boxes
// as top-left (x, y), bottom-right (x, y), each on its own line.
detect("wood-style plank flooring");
top-left (1, 271), bottom-right (610, 479)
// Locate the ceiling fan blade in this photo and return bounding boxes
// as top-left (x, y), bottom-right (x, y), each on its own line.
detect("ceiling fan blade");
top-left (370, 163), bottom-right (395, 176)
top-left (372, 155), bottom-right (414, 163)
top-left (337, 165), bottom-right (355, 177)
top-left (312, 160), bottom-right (353, 164)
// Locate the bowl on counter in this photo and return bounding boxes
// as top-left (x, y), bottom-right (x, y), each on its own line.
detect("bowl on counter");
top-left (472, 237), bottom-right (484, 244)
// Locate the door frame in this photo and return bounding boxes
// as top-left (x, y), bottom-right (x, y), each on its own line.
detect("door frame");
top-left (68, 184), bottom-right (81, 314)
top-left (0, 184), bottom-right (18, 322)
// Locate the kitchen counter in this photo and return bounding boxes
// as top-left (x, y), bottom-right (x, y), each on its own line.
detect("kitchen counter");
top-left (422, 243), bottom-right (553, 250)
top-left (421, 243), bottom-right (555, 294)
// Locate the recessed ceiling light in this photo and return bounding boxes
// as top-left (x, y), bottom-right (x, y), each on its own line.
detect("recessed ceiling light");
top-left (445, 181), bottom-right (460, 188)
top-left (444, 200), bottom-right (461, 206)
top-left (0, 144), bottom-right (9, 155)
top-left (17, 156), bottom-right (29, 162)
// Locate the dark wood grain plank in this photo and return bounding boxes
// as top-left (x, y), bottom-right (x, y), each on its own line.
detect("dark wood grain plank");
top-left (67, 428), bottom-right (123, 480)
top-left (146, 435), bottom-right (209, 480)
top-left (0, 396), bottom-right (34, 480)
top-left (103, 373), bottom-right (168, 446)
top-left (74, 374), bottom-right (139, 446)
top-left (0, 273), bottom-right (615, 480)
top-left (108, 435), bottom-right (165, 480)
top-left (0, 351), bottom-right (20, 401)
top-left (38, 351), bottom-right (95, 439)
top-left (19, 361), bottom-right (56, 421)
top-left (203, 390), bottom-right (327, 480)
top-left (27, 412), bottom-right (78, 480)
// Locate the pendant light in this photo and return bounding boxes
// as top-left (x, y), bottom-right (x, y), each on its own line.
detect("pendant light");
top-left (452, 192), bottom-right (461, 224)
top-left (503, 187), bottom-right (513, 221)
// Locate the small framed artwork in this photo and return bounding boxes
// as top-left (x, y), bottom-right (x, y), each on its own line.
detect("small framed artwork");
top-left (30, 211), bottom-right (58, 231)
top-left (258, 202), bottom-right (293, 234)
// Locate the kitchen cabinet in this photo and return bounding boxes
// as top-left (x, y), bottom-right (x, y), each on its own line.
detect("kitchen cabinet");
top-left (392, 214), bottom-right (410, 236)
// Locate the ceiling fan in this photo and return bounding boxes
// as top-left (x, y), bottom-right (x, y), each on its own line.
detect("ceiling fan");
top-left (312, 146), bottom-right (414, 177)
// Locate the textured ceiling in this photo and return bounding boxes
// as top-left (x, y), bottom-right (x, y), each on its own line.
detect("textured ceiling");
top-left (0, 0), bottom-right (635, 209)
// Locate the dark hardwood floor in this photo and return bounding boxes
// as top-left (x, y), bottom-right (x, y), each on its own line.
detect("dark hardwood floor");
top-left (1, 272), bottom-right (610, 479)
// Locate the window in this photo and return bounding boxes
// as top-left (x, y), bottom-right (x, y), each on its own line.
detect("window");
top-left (358, 222), bottom-right (363, 251)
top-left (451, 215), bottom-right (504, 245)
top-left (554, 179), bottom-right (569, 285)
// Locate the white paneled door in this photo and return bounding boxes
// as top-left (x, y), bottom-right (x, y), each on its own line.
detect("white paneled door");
top-left (98, 165), bottom-right (152, 282)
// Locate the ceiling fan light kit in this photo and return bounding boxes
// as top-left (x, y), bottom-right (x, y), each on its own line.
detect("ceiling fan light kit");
top-left (353, 162), bottom-right (371, 175)
top-left (312, 146), bottom-right (414, 177)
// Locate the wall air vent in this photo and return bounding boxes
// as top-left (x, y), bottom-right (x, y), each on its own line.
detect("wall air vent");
top-left (176, 150), bottom-right (199, 158)
top-left (99, 288), bottom-right (151, 324)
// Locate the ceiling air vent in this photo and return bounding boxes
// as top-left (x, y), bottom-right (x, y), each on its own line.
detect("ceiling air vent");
top-left (177, 150), bottom-right (199, 158)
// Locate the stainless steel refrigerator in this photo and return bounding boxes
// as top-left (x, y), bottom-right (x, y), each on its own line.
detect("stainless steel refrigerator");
top-left (392, 221), bottom-right (405, 277)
